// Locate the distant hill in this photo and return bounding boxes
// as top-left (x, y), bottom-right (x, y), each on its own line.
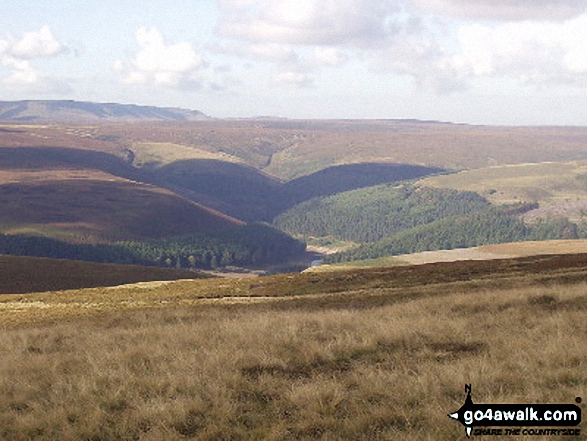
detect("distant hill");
top-left (0, 100), bottom-right (208, 122)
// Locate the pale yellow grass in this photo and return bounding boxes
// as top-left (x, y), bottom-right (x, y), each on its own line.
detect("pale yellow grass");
top-left (130, 142), bottom-right (243, 168)
top-left (0, 169), bottom-right (129, 185)
top-left (308, 239), bottom-right (587, 271)
top-left (0, 275), bottom-right (584, 440)
top-left (419, 160), bottom-right (587, 208)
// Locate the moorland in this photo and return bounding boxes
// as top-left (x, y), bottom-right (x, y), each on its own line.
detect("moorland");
top-left (1, 253), bottom-right (586, 439)
top-left (3, 100), bottom-right (587, 274)
top-left (1, 100), bottom-right (586, 440)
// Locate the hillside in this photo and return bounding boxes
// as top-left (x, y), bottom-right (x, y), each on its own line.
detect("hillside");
top-left (306, 239), bottom-right (587, 272)
top-left (0, 178), bottom-right (241, 242)
top-left (0, 254), bottom-right (585, 438)
top-left (0, 100), bottom-right (208, 122)
top-left (4, 104), bottom-right (587, 269)
top-left (0, 254), bottom-right (209, 294)
top-left (418, 160), bottom-right (587, 222)
top-left (326, 209), bottom-right (580, 263)
top-left (274, 184), bottom-right (491, 242)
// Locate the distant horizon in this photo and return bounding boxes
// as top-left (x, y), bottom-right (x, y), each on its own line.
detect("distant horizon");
top-left (2, 98), bottom-right (587, 128)
top-left (2, 1), bottom-right (587, 126)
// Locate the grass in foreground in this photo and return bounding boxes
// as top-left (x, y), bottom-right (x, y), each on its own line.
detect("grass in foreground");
top-left (0, 255), bottom-right (586, 440)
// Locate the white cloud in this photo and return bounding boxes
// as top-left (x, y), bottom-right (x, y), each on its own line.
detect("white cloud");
top-left (0, 26), bottom-right (69, 93)
top-left (3, 25), bottom-right (65, 59)
top-left (412, 0), bottom-right (587, 21)
top-left (115, 27), bottom-right (204, 88)
top-left (453, 14), bottom-right (587, 84)
top-left (216, 41), bottom-right (299, 62)
top-left (273, 71), bottom-right (314, 87)
top-left (215, 0), bottom-right (587, 96)
top-left (218, 0), bottom-right (392, 46)
top-left (311, 47), bottom-right (349, 67)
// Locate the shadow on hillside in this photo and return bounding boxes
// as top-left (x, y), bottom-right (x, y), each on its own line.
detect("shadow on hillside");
top-left (0, 147), bottom-right (142, 181)
top-left (153, 160), bottom-right (445, 222)
top-left (153, 159), bottom-right (284, 222)
top-left (282, 162), bottom-right (445, 208)
top-left (0, 148), bottom-right (447, 223)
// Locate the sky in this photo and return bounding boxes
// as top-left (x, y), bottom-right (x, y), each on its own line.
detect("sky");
top-left (1, 0), bottom-right (587, 125)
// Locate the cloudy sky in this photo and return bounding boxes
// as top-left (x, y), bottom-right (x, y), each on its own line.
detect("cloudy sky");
top-left (1, 0), bottom-right (587, 125)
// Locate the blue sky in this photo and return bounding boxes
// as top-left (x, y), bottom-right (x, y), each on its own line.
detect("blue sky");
top-left (2, 0), bottom-right (587, 125)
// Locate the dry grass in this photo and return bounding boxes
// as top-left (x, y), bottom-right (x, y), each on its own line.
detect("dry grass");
top-left (0, 256), bottom-right (586, 440)
top-left (6, 121), bottom-right (587, 180)
top-left (129, 142), bottom-right (243, 168)
top-left (308, 239), bottom-right (587, 271)
top-left (419, 161), bottom-right (587, 221)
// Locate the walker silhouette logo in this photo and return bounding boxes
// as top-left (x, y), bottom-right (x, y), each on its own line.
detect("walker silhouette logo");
top-left (448, 385), bottom-right (582, 438)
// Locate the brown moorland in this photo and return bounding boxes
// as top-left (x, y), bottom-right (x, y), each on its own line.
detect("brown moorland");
top-left (0, 254), bottom-right (585, 439)
top-left (5, 121), bottom-right (587, 179)
top-left (0, 254), bottom-right (209, 294)
top-left (4, 120), bottom-right (587, 237)
top-left (0, 178), bottom-right (241, 242)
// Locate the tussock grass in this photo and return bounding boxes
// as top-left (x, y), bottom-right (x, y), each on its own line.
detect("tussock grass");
top-left (0, 257), bottom-right (586, 439)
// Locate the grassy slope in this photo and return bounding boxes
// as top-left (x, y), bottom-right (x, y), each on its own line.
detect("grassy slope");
top-left (0, 254), bottom-right (209, 294)
top-left (0, 254), bottom-right (585, 439)
top-left (4, 121), bottom-right (587, 245)
top-left (11, 121), bottom-right (587, 180)
top-left (307, 239), bottom-right (587, 271)
top-left (5, 121), bottom-right (587, 221)
top-left (419, 161), bottom-right (587, 221)
top-left (262, 123), bottom-right (587, 179)
top-left (129, 141), bottom-right (243, 168)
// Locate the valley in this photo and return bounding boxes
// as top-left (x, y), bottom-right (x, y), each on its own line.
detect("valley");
top-left (3, 105), bottom-right (587, 273)
top-left (1, 101), bottom-right (587, 440)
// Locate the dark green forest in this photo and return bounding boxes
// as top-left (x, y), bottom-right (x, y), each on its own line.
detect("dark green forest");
top-left (325, 210), bottom-right (582, 263)
top-left (271, 182), bottom-right (583, 264)
top-left (0, 223), bottom-right (306, 270)
top-left (274, 184), bottom-right (491, 242)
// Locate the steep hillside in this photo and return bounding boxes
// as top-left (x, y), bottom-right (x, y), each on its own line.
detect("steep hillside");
top-left (281, 163), bottom-right (444, 207)
top-left (326, 209), bottom-right (580, 263)
top-left (4, 112), bottom-right (587, 268)
top-left (0, 178), bottom-right (241, 242)
top-left (418, 160), bottom-right (587, 222)
top-left (0, 100), bottom-right (208, 122)
top-left (150, 159), bottom-right (284, 222)
top-left (146, 161), bottom-right (445, 222)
